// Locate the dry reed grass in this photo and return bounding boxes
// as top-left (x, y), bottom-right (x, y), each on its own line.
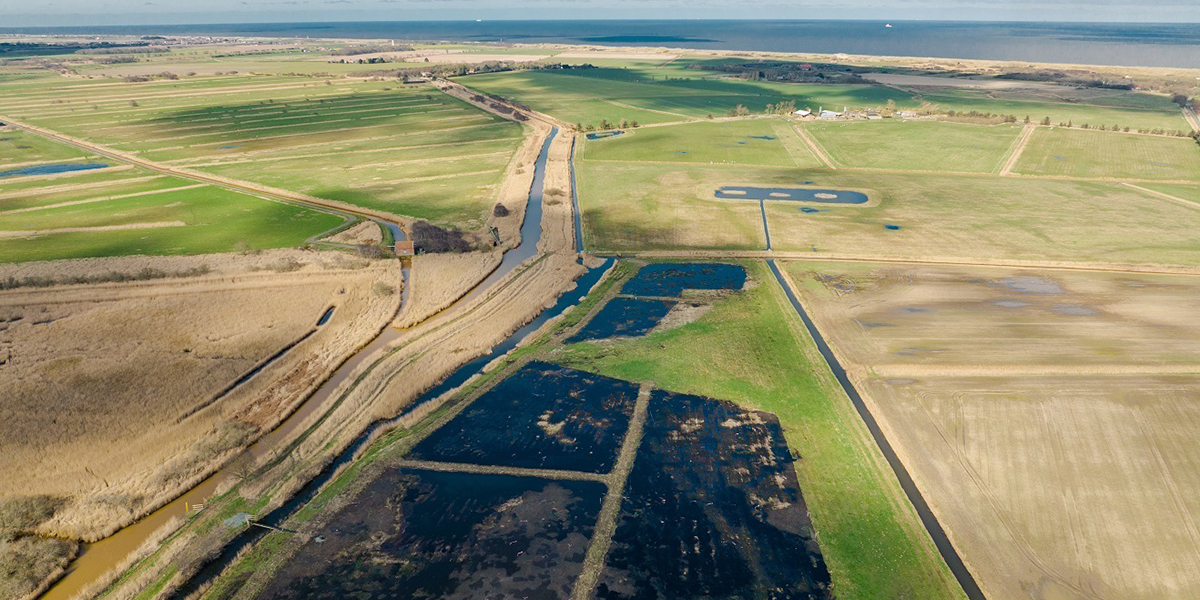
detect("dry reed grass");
top-left (0, 250), bottom-right (402, 543)
top-left (322, 220), bottom-right (382, 246)
top-left (394, 250), bottom-right (502, 328)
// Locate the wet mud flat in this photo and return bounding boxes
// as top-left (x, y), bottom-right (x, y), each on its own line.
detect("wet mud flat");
top-left (257, 469), bottom-right (605, 600)
top-left (409, 361), bottom-right (640, 473)
top-left (594, 390), bottom-right (832, 600)
top-left (621, 263), bottom-right (747, 297)
top-left (567, 297), bottom-right (677, 343)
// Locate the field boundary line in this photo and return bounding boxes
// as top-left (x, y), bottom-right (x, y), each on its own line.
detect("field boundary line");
top-left (792, 124), bottom-right (837, 169)
top-left (0, 183), bottom-right (207, 215)
top-left (0, 221), bottom-right (186, 238)
top-left (174, 135), bottom-right (518, 168)
top-left (766, 259), bottom-right (987, 600)
top-left (572, 383), bottom-right (653, 600)
top-left (870, 364), bottom-right (1200, 377)
top-left (604, 99), bottom-right (691, 120)
top-left (998, 122), bottom-right (1035, 175)
top-left (1120, 182), bottom-right (1200, 210)
top-left (391, 459), bottom-right (606, 483)
top-left (616, 250), bottom-right (1200, 277)
top-left (1179, 107), bottom-right (1199, 132)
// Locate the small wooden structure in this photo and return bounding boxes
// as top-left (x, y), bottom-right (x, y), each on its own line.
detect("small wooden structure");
top-left (394, 240), bottom-right (414, 256)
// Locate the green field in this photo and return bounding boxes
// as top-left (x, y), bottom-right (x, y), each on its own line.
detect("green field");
top-left (581, 119), bottom-right (820, 167)
top-left (1014, 127), bottom-right (1200, 181)
top-left (804, 120), bottom-right (1025, 173)
top-left (918, 88), bottom-right (1189, 132)
top-left (576, 161), bottom-right (1200, 265)
top-left (0, 175), bottom-right (342, 262)
top-left (557, 260), bottom-right (965, 600)
top-left (0, 76), bottom-right (526, 227)
top-left (0, 129), bottom-right (96, 166)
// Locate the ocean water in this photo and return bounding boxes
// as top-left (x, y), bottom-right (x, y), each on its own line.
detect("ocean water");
top-left (3, 20), bottom-right (1198, 68)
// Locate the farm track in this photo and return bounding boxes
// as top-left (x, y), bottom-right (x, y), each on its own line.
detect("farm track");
top-left (0, 113), bottom-right (408, 228)
top-left (793, 124), bottom-right (838, 169)
top-left (1121, 182), bottom-right (1200, 210)
top-left (998, 122), bottom-right (1035, 175)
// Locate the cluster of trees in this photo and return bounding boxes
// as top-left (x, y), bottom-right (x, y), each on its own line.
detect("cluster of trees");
top-left (689, 60), bottom-right (866, 84)
top-left (121, 71), bottom-right (181, 82)
top-left (412, 221), bottom-right (478, 254)
top-left (764, 100), bottom-right (797, 115)
top-left (575, 119), bottom-right (640, 131)
top-left (328, 44), bottom-right (414, 56)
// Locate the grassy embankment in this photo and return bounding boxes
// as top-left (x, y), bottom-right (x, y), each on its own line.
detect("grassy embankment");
top-left (555, 260), bottom-right (966, 600)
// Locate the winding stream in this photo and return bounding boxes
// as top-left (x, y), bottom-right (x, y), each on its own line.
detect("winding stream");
top-left (38, 127), bottom-right (572, 600)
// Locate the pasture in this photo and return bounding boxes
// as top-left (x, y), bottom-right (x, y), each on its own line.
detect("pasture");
top-left (581, 118), bottom-right (820, 167)
top-left (0, 164), bottom-right (342, 262)
top-left (0, 76), bottom-right (525, 228)
top-left (803, 120), bottom-right (1025, 173)
top-left (557, 260), bottom-right (965, 600)
top-left (917, 88), bottom-right (1190, 132)
top-left (1014, 127), bottom-right (1200, 181)
top-left (575, 158), bottom-right (1200, 265)
top-left (783, 260), bottom-right (1200, 600)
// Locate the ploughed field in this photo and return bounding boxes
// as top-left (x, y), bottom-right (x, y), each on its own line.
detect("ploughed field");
top-left (784, 261), bottom-right (1200, 600)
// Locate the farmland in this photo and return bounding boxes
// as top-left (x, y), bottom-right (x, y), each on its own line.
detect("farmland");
top-left (575, 159), bottom-right (1200, 265)
top-left (2, 32), bottom-right (1200, 600)
top-left (555, 260), bottom-right (964, 600)
top-left (802, 120), bottom-right (1025, 173)
top-left (1013, 127), bottom-right (1200, 180)
top-left (0, 75), bottom-right (526, 230)
top-left (782, 260), bottom-right (1200, 600)
top-left (580, 118), bottom-right (820, 167)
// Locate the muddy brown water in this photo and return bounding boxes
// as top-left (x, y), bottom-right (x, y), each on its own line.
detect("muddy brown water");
top-left (36, 128), bottom-right (562, 600)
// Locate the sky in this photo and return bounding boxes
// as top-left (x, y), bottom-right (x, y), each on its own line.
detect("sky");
top-left (1, 0), bottom-right (1196, 28)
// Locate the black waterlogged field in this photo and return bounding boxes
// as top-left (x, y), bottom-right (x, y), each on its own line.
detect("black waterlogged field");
top-left (567, 297), bottom-right (676, 343)
top-left (621, 263), bottom-right (747, 297)
top-left (258, 469), bottom-right (605, 600)
top-left (409, 361), bottom-right (639, 473)
top-left (594, 390), bottom-right (832, 600)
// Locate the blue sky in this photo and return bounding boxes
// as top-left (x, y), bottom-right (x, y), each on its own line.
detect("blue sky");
top-left (2, 1), bottom-right (1195, 27)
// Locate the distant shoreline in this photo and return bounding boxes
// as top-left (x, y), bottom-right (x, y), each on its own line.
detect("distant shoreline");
top-left (3, 20), bottom-right (1199, 68)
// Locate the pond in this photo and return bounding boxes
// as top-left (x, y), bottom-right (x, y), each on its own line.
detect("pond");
top-left (0, 162), bottom-right (107, 178)
top-left (715, 186), bottom-right (869, 204)
top-left (621, 263), bottom-right (746, 297)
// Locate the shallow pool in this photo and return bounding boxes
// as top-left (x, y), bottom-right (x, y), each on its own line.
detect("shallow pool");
top-left (715, 186), bottom-right (869, 204)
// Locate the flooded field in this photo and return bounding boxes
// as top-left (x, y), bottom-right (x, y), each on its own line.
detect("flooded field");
top-left (620, 262), bottom-right (746, 297)
top-left (258, 470), bottom-right (605, 600)
top-left (0, 162), bottom-right (107, 177)
top-left (595, 390), bottom-right (832, 599)
top-left (566, 297), bottom-right (676, 342)
top-left (410, 361), bottom-right (640, 473)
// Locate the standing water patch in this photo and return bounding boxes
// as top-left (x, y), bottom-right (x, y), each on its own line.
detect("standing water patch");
top-left (715, 186), bottom-right (869, 204)
top-left (567, 297), bottom-right (676, 343)
top-left (587, 130), bottom-right (625, 140)
top-left (0, 162), bottom-right (107, 178)
top-left (594, 390), bottom-right (832, 599)
top-left (621, 263), bottom-right (746, 297)
top-left (409, 361), bottom-right (639, 474)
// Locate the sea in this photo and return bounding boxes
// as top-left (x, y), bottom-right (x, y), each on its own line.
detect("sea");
top-left (3, 20), bottom-right (1199, 68)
